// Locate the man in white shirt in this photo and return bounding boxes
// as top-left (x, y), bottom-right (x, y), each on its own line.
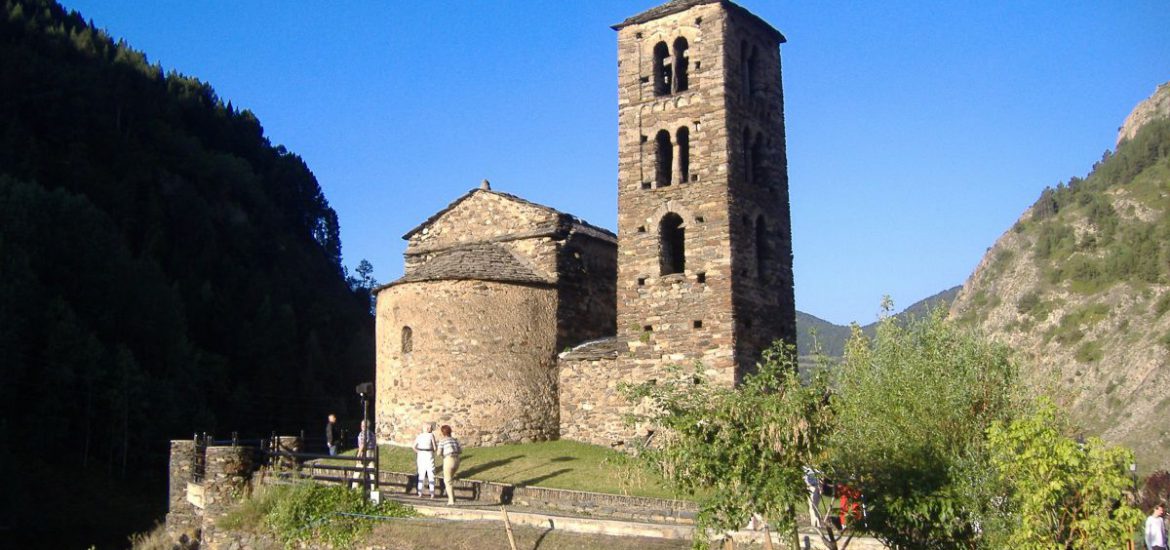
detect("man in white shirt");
top-left (1146, 502), bottom-right (1166, 550)
top-left (413, 423), bottom-right (438, 498)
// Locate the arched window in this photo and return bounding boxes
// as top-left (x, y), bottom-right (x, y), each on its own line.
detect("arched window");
top-left (655, 130), bottom-right (673, 187)
top-left (751, 133), bottom-right (765, 185)
top-left (742, 126), bottom-right (753, 185)
top-left (659, 213), bottom-right (686, 275)
top-left (401, 326), bottom-right (413, 354)
top-left (755, 217), bottom-right (769, 279)
top-left (672, 37), bottom-right (689, 93)
top-left (676, 126), bottom-right (690, 184)
top-left (652, 41), bottom-right (671, 96)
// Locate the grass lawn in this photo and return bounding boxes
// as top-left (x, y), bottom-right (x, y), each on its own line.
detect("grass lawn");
top-left (371, 440), bottom-right (694, 500)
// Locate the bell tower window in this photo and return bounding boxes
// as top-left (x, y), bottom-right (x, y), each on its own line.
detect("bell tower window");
top-left (659, 213), bottom-right (685, 275)
top-left (673, 37), bottom-right (689, 93)
top-left (676, 126), bottom-right (690, 184)
top-left (653, 41), bottom-right (672, 96)
top-left (655, 130), bottom-right (673, 187)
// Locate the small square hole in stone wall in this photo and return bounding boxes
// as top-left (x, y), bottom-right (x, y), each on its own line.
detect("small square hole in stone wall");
top-left (635, 32), bottom-right (643, 39)
top-left (640, 134), bottom-right (648, 142)
top-left (695, 61), bottom-right (701, 70)
top-left (695, 216), bottom-right (705, 223)
top-left (643, 325), bottom-right (653, 332)
top-left (641, 181), bottom-right (652, 190)
top-left (640, 76), bottom-right (650, 84)
top-left (693, 320), bottom-right (703, 329)
top-left (697, 272), bottom-right (707, 283)
top-left (695, 17), bottom-right (702, 25)
top-left (691, 174), bottom-right (699, 182)
top-left (637, 225), bottom-right (646, 233)
top-left (637, 277), bottom-right (646, 286)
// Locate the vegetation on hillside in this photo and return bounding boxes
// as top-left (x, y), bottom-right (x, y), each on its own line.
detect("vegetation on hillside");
top-left (0, 0), bottom-right (376, 541)
top-left (1018, 117), bottom-right (1170, 295)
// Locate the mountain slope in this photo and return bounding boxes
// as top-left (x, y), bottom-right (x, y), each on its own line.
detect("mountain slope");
top-left (950, 81), bottom-right (1170, 469)
top-left (796, 285), bottom-right (962, 360)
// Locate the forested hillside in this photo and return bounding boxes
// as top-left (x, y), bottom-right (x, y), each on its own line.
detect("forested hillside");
top-left (951, 81), bottom-right (1170, 470)
top-left (0, 0), bottom-right (374, 542)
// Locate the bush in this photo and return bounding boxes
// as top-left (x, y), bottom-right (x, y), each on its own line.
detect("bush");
top-left (224, 483), bottom-right (415, 548)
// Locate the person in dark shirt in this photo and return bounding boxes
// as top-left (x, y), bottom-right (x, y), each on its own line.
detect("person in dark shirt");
top-left (325, 413), bottom-right (340, 456)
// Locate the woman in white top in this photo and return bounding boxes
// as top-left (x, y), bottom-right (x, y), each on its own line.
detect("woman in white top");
top-left (413, 423), bottom-right (438, 498)
top-left (438, 425), bottom-right (462, 505)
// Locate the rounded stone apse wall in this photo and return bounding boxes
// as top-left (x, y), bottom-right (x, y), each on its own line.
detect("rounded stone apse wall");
top-left (375, 279), bottom-right (560, 446)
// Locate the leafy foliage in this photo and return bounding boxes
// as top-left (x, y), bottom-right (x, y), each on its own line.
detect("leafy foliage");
top-left (625, 343), bottom-right (834, 549)
top-left (830, 305), bottom-right (1019, 549)
top-left (0, 0), bottom-right (374, 537)
top-left (984, 401), bottom-right (1143, 549)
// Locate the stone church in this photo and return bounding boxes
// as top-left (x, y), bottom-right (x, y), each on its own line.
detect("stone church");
top-left (373, 0), bottom-right (795, 448)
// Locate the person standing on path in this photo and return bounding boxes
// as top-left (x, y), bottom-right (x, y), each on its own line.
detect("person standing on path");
top-left (325, 413), bottom-right (340, 456)
top-left (438, 425), bottom-right (462, 505)
top-left (413, 423), bottom-right (438, 498)
top-left (1147, 502), bottom-right (1167, 550)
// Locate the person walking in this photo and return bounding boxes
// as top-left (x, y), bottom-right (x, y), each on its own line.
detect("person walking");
top-left (438, 425), bottom-right (462, 505)
top-left (413, 423), bottom-right (438, 498)
top-left (1147, 502), bottom-right (1167, 550)
top-left (325, 413), bottom-right (340, 456)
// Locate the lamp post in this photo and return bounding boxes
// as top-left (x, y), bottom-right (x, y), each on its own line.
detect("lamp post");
top-left (1130, 462), bottom-right (1138, 495)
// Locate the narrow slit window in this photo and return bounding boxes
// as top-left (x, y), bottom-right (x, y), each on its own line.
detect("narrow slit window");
top-left (676, 126), bottom-right (690, 185)
top-left (659, 213), bottom-right (685, 275)
top-left (755, 216), bottom-right (769, 279)
top-left (751, 132), bottom-right (766, 185)
top-left (401, 326), bottom-right (413, 354)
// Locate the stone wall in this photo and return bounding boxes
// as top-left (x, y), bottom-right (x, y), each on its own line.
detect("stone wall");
top-left (556, 231), bottom-right (618, 350)
top-left (200, 445), bottom-right (256, 545)
top-left (165, 440), bottom-right (200, 541)
top-left (376, 279), bottom-right (560, 446)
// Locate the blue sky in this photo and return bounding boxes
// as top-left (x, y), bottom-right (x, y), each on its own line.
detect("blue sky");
top-left (61, 0), bottom-right (1170, 325)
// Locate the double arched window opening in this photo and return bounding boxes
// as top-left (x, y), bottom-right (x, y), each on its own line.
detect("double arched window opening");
top-left (653, 38), bottom-right (690, 97)
top-left (653, 126), bottom-right (692, 188)
top-left (659, 213), bottom-right (686, 276)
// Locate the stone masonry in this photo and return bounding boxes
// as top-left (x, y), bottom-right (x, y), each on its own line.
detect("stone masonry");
top-left (374, 0), bottom-right (794, 449)
top-left (374, 184), bottom-right (617, 446)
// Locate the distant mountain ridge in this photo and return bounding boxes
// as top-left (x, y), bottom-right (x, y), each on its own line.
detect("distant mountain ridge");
top-left (950, 80), bottom-right (1170, 470)
top-left (796, 285), bottom-right (962, 359)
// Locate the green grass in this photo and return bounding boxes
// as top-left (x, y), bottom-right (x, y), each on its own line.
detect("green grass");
top-left (376, 440), bottom-right (692, 500)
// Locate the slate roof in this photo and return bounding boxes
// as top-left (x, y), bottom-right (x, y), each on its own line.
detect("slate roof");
top-left (401, 188), bottom-right (615, 244)
top-left (612, 0), bottom-right (785, 43)
top-left (376, 243), bottom-right (554, 291)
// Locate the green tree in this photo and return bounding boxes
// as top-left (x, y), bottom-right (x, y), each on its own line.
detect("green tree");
top-left (830, 302), bottom-right (1019, 549)
top-left (625, 343), bottom-right (835, 549)
top-left (984, 401), bottom-right (1143, 549)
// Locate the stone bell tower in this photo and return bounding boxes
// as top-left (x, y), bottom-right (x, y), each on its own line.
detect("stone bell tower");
top-left (612, 0), bottom-right (794, 384)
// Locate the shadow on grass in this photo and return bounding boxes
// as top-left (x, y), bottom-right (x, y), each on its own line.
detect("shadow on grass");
top-left (459, 456), bottom-right (521, 478)
top-left (519, 468), bottom-right (572, 487)
top-left (549, 456), bottom-right (576, 463)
